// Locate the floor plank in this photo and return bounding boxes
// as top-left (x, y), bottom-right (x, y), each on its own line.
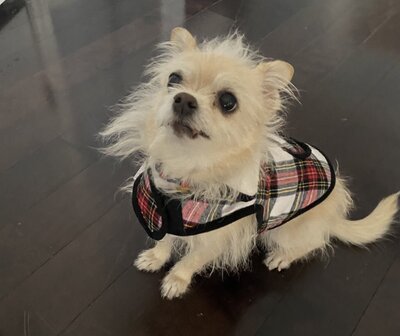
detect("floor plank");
top-left (0, 158), bottom-right (132, 300)
top-left (259, 0), bottom-right (353, 56)
top-left (0, 137), bottom-right (97, 226)
top-left (211, 0), bottom-right (314, 41)
top-left (255, 241), bottom-right (399, 336)
top-left (287, 0), bottom-right (399, 91)
top-left (353, 246), bottom-right (400, 336)
top-left (0, 199), bottom-right (144, 336)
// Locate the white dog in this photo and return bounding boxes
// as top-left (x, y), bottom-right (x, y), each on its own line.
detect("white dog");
top-left (101, 28), bottom-right (399, 299)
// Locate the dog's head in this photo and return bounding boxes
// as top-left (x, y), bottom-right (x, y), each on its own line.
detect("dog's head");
top-left (102, 28), bottom-right (294, 186)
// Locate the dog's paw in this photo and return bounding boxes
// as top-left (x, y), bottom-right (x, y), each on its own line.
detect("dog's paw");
top-left (264, 251), bottom-right (292, 272)
top-left (134, 249), bottom-right (167, 272)
top-left (161, 272), bottom-right (191, 299)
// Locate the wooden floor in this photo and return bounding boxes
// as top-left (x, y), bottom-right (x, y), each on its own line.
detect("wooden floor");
top-left (0, 0), bottom-right (399, 335)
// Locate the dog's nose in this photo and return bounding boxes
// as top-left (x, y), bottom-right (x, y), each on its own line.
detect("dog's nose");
top-left (173, 92), bottom-right (198, 117)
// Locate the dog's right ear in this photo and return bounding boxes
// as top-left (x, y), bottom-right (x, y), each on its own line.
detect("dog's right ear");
top-left (170, 27), bottom-right (197, 51)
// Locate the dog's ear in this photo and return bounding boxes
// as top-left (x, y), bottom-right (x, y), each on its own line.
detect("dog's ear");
top-left (256, 60), bottom-right (294, 90)
top-left (170, 27), bottom-right (197, 50)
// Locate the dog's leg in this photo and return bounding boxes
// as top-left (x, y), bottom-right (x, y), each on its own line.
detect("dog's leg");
top-left (160, 216), bottom-right (256, 299)
top-left (260, 179), bottom-right (352, 271)
top-left (134, 235), bottom-right (173, 272)
top-left (261, 216), bottom-right (330, 271)
top-left (263, 244), bottom-right (324, 271)
top-left (160, 244), bottom-right (221, 299)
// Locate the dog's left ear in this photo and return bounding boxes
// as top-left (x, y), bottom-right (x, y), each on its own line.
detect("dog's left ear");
top-left (171, 27), bottom-right (197, 50)
top-left (256, 60), bottom-right (294, 90)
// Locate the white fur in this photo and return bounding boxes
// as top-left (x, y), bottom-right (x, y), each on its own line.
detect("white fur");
top-left (101, 28), bottom-right (399, 299)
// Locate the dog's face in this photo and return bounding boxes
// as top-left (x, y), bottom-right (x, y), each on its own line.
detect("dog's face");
top-left (144, 28), bottom-right (294, 178)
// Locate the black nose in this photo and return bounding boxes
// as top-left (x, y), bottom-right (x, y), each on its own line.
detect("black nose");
top-left (173, 92), bottom-right (198, 117)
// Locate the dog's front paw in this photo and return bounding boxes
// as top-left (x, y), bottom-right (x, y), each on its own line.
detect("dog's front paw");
top-left (134, 248), bottom-right (167, 272)
top-left (264, 251), bottom-right (292, 272)
top-left (161, 272), bottom-right (191, 299)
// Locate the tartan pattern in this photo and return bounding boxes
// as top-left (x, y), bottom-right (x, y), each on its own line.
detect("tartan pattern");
top-left (182, 200), bottom-right (220, 228)
top-left (135, 169), bottom-right (254, 231)
top-left (133, 137), bottom-right (334, 237)
top-left (256, 152), bottom-right (332, 232)
top-left (135, 171), bottom-right (162, 233)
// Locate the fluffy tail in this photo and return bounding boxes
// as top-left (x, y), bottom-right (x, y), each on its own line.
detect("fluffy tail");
top-left (331, 192), bottom-right (399, 246)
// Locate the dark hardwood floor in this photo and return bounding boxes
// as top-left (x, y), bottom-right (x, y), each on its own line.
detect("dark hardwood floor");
top-left (0, 0), bottom-right (399, 335)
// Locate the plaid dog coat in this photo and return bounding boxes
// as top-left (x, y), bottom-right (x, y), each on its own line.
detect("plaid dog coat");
top-left (132, 136), bottom-right (335, 240)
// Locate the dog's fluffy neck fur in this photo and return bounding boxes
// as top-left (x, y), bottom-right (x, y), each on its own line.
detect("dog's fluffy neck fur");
top-left (148, 143), bottom-right (263, 199)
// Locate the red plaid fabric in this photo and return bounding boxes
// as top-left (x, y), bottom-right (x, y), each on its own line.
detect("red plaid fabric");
top-left (132, 137), bottom-right (335, 240)
top-left (135, 172), bottom-right (162, 232)
top-left (256, 143), bottom-right (333, 232)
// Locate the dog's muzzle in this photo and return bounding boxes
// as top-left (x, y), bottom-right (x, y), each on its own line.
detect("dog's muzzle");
top-left (170, 92), bottom-right (209, 139)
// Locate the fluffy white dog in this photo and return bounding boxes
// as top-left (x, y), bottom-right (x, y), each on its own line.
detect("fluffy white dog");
top-left (101, 28), bottom-right (399, 299)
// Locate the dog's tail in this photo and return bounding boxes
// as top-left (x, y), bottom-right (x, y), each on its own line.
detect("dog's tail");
top-left (331, 192), bottom-right (399, 246)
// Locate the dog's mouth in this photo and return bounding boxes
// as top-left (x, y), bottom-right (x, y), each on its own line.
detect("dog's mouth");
top-left (169, 120), bottom-right (210, 140)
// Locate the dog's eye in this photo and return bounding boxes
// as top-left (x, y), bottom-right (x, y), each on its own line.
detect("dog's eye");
top-left (168, 72), bottom-right (182, 87)
top-left (218, 92), bottom-right (237, 113)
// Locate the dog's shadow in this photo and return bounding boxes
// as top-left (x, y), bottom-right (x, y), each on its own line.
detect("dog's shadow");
top-left (132, 251), bottom-right (307, 336)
